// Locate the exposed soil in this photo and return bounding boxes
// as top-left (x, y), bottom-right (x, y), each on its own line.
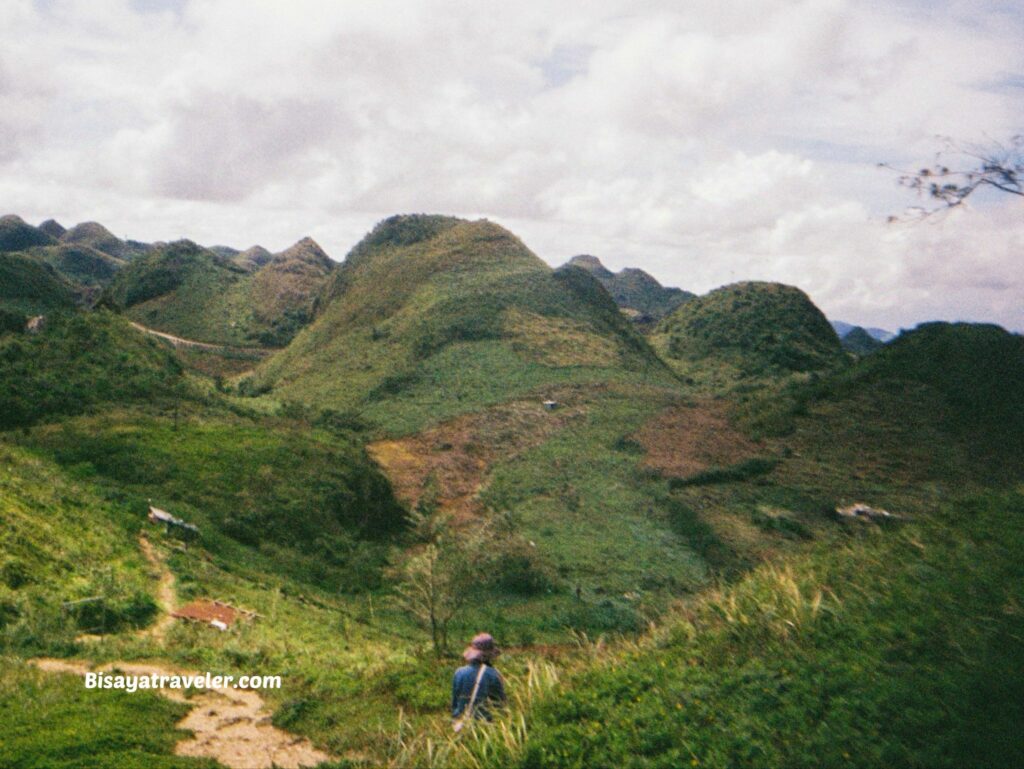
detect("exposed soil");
top-left (634, 400), bottom-right (762, 478)
top-left (139, 533), bottom-right (177, 640)
top-left (369, 395), bottom-right (586, 523)
top-left (129, 321), bottom-right (275, 356)
top-left (31, 658), bottom-right (333, 769)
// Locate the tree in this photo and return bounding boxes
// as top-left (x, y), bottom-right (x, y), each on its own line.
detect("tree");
top-left (883, 135), bottom-right (1023, 219)
top-left (392, 542), bottom-right (467, 656)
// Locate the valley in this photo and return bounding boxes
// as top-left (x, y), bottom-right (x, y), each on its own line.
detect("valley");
top-left (1, 212), bottom-right (1022, 768)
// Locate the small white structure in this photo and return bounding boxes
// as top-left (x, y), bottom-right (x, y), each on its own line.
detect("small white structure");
top-left (835, 503), bottom-right (897, 522)
top-left (542, 400), bottom-right (558, 411)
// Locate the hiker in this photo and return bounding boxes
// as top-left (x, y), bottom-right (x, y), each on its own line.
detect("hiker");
top-left (451, 632), bottom-right (506, 731)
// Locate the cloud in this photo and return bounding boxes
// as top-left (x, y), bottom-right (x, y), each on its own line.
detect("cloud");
top-left (0, 0), bottom-right (1022, 330)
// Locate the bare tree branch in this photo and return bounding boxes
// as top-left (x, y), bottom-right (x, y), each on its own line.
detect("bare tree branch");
top-left (882, 135), bottom-right (1023, 221)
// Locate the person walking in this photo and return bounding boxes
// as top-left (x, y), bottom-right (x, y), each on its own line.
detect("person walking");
top-left (451, 632), bottom-right (506, 732)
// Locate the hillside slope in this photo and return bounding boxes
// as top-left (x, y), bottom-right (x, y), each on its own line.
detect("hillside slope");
top-left (0, 251), bottom-right (78, 316)
top-left (253, 215), bottom-right (675, 432)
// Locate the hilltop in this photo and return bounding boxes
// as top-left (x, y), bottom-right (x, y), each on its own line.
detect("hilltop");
top-left (566, 254), bottom-right (693, 324)
top-left (840, 325), bottom-right (884, 355)
top-left (652, 281), bottom-right (844, 386)
top-left (252, 214), bottom-right (675, 433)
top-left (0, 250), bottom-right (78, 317)
top-left (0, 215), bottom-right (56, 252)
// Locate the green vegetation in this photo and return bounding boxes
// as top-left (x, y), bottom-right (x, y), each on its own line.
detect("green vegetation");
top-left (476, 491), bottom-right (1024, 769)
top-left (0, 251), bottom-right (77, 315)
top-left (652, 281), bottom-right (844, 386)
top-left (0, 214), bottom-right (55, 253)
top-left (31, 244), bottom-right (126, 289)
top-left (255, 216), bottom-right (675, 433)
top-left (0, 661), bottom-right (217, 768)
top-left (0, 311), bottom-right (190, 430)
top-left (839, 325), bottom-right (884, 355)
top-left (25, 411), bottom-right (405, 589)
top-left (0, 444), bottom-right (157, 652)
top-left (566, 255), bottom-right (693, 321)
top-left (101, 238), bottom-right (333, 347)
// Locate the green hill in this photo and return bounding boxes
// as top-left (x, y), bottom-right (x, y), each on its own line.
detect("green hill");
top-left (828, 321), bottom-right (1024, 454)
top-left (0, 251), bottom-right (78, 316)
top-left (100, 238), bottom-right (334, 347)
top-left (60, 221), bottom-right (148, 260)
top-left (840, 325), bottom-right (884, 355)
top-left (252, 215), bottom-right (675, 432)
top-left (0, 215), bottom-right (55, 253)
top-left (652, 281), bottom-right (844, 385)
top-left (0, 310), bottom-right (191, 429)
top-left (246, 237), bottom-right (334, 345)
top-left (566, 255), bottom-right (693, 322)
top-left (30, 243), bottom-right (126, 289)
top-left (37, 218), bottom-right (66, 239)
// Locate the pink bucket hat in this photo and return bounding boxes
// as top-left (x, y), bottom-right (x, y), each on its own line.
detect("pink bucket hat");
top-left (463, 632), bottom-right (501, 663)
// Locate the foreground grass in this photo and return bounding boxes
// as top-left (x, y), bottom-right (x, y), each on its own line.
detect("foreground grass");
top-left (462, 489), bottom-right (1024, 769)
top-left (0, 660), bottom-right (218, 769)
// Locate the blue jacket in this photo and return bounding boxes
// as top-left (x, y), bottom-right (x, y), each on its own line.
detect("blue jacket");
top-left (451, 662), bottom-right (505, 719)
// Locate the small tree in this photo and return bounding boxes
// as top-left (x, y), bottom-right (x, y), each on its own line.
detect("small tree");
top-left (883, 135), bottom-right (1023, 219)
top-left (392, 542), bottom-right (467, 656)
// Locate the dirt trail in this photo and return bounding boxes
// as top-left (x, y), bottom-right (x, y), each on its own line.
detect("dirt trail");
top-left (138, 533), bottom-right (177, 640)
top-left (31, 658), bottom-right (333, 769)
top-left (129, 321), bottom-right (275, 357)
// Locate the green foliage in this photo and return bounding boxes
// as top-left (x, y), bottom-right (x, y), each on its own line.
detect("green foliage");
top-left (0, 251), bottom-right (77, 315)
top-left (0, 445), bottom-right (159, 653)
top-left (500, 491), bottom-right (1024, 769)
top-left (0, 214), bottom-right (54, 252)
top-left (653, 281), bottom-right (844, 383)
top-left (0, 311), bottom-right (190, 429)
top-left (26, 412), bottom-right (405, 586)
top-left (100, 238), bottom-right (332, 347)
top-left (567, 256), bottom-right (693, 320)
top-left (255, 216), bottom-right (674, 432)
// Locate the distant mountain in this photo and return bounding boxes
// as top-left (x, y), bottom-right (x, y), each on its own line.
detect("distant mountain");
top-left (38, 218), bottom-right (67, 239)
top-left (840, 325), bottom-right (884, 355)
top-left (565, 254), bottom-right (693, 324)
top-left (653, 281), bottom-right (844, 383)
top-left (252, 214), bottom-right (672, 428)
top-left (233, 245), bottom-right (274, 271)
top-left (100, 237), bottom-right (334, 347)
top-left (0, 215), bottom-right (56, 253)
top-left (60, 221), bottom-right (134, 260)
top-left (831, 320), bottom-right (895, 343)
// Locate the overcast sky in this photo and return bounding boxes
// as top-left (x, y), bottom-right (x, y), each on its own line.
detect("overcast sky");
top-left (2, 0), bottom-right (1022, 331)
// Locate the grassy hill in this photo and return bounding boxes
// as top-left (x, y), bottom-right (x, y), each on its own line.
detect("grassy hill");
top-left (253, 215), bottom-right (675, 434)
top-left (652, 281), bottom-right (844, 387)
top-left (100, 238), bottom-right (334, 348)
top-left (566, 255), bottom-right (693, 323)
top-left (0, 251), bottom-right (78, 317)
top-left (60, 221), bottom-right (149, 261)
top-left (0, 311), bottom-right (192, 430)
top-left (0, 215), bottom-right (55, 253)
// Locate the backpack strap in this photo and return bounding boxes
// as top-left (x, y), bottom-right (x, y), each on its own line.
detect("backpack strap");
top-left (464, 663), bottom-right (488, 720)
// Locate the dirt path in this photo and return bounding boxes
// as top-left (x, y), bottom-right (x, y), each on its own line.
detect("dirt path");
top-left (129, 321), bottom-right (275, 357)
top-left (31, 658), bottom-right (333, 769)
top-left (138, 533), bottom-right (177, 640)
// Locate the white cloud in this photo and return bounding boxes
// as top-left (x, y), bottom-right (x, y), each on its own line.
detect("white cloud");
top-left (0, 0), bottom-right (1022, 330)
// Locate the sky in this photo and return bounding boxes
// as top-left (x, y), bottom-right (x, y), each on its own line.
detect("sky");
top-left (1, 0), bottom-right (1022, 332)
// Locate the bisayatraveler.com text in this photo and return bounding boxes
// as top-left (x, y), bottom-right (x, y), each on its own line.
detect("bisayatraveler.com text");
top-left (84, 671), bottom-right (282, 692)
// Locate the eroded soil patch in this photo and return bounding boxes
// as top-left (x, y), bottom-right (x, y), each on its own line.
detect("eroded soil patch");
top-left (634, 400), bottom-right (762, 478)
top-left (369, 396), bottom-right (586, 522)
